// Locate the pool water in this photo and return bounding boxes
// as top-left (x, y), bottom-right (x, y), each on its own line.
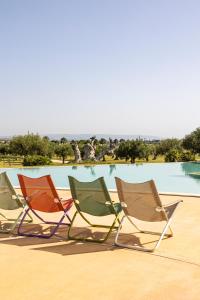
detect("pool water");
top-left (1, 162), bottom-right (200, 195)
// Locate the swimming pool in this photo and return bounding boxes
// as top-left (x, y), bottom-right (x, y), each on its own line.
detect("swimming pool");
top-left (1, 162), bottom-right (200, 195)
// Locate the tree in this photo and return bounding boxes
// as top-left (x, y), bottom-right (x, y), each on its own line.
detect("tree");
top-left (60, 137), bottom-right (67, 144)
top-left (9, 134), bottom-right (50, 156)
top-left (165, 149), bottom-right (179, 162)
top-left (182, 127), bottom-right (200, 154)
top-left (70, 141), bottom-right (82, 163)
top-left (115, 140), bottom-right (147, 163)
top-left (128, 140), bottom-right (146, 163)
top-left (142, 143), bottom-right (153, 162)
top-left (47, 142), bottom-right (57, 158)
top-left (99, 138), bottom-right (107, 145)
top-left (155, 139), bottom-right (182, 156)
top-left (55, 143), bottom-right (73, 164)
top-left (115, 141), bottom-right (129, 161)
top-left (179, 150), bottom-right (195, 162)
top-left (43, 136), bottom-right (50, 141)
top-left (82, 142), bottom-right (96, 161)
top-left (96, 144), bottom-right (109, 161)
top-left (148, 144), bottom-right (157, 160)
top-left (0, 143), bottom-right (9, 155)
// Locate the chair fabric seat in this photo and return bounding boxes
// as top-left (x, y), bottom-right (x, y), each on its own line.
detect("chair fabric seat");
top-left (76, 200), bottom-right (122, 216)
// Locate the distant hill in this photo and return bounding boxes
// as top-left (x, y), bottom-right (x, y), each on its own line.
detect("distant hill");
top-left (0, 133), bottom-right (161, 141)
top-left (45, 133), bottom-right (160, 141)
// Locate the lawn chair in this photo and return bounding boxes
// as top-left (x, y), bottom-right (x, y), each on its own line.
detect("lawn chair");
top-left (17, 174), bottom-right (73, 238)
top-left (114, 177), bottom-right (182, 252)
top-left (68, 176), bottom-right (122, 243)
top-left (0, 172), bottom-right (32, 233)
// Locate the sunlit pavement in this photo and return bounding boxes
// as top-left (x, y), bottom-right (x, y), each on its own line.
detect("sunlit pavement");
top-left (0, 190), bottom-right (200, 300)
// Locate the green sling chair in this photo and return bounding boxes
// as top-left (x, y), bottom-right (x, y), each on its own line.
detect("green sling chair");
top-left (0, 172), bottom-right (32, 233)
top-left (68, 176), bottom-right (122, 243)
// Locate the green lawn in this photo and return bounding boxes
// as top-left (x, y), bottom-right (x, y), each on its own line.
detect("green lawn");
top-left (0, 155), bottom-right (166, 168)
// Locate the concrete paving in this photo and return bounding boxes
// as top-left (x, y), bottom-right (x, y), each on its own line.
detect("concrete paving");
top-left (0, 190), bottom-right (200, 300)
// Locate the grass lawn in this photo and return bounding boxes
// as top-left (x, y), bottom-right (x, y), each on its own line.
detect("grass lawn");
top-left (0, 155), bottom-right (166, 168)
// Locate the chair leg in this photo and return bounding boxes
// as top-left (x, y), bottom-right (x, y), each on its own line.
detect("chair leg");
top-left (75, 209), bottom-right (120, 229)
top-left (25, 212), bottom-right (33, 223)
top-left (0, 208), bottom-right (31, 234)
top-left (17, 208), bottom-right (70, 239)
top-left (153, 217), bottom-right (173, 251)
top-left (115, 215), bottom-right (173, 252)
top-left (68, 210), bottom-right (119, 243)
top-left (30, 209), bottom-right (71, 226)
top-left (126, 215), bottom-right (173, 237)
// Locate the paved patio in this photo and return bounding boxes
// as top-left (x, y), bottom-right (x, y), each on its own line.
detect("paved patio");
top-left (0, 190), bottom-right (200, 300)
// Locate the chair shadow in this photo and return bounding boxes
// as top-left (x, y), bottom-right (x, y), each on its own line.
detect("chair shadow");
top-left (32, 228), bottom-right (144, 256)
top-left (69, 226), bottom-right (167, 247)
top-left (0, 224), bottom-right (69, 246)
top-left (0, 224), bottom-right (165, 255)
top-left (33, 240), bottom-right (118, 256)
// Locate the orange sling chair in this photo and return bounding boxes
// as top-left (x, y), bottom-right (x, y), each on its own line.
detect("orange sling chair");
top-left (17, 174), bottom-right (73, 238)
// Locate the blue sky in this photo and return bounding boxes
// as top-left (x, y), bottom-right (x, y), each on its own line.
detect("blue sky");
top-left (0, 0), bottom-right (200, 138)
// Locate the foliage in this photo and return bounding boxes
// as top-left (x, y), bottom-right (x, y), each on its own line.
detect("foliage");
top-left (116, 140), bottom-right (147, 163)
top-left (99, 138), bottom-right (107, 145)
top-left (182, 127), bottom-right (200, 154)
top-left (179, 151), bottom-right (195, 162)
top-left (164, 149), bottom-right (179, 162)
top-left (0, 143), bottom-right (10, 155)
top-left (9, 134), bottom-right (51, 156)
top-left (55, 143), bottom-right (73, 163)
top-left (60, 137), bottom-right (68, 143)
top-left (95, 143), bottom-right (108, 161)
top-left (165, 149), bottom-right (195, 162)
top-left (156, 139), bottom-right (181, 156)
top-left (23, 155), bottom-right (51, 166)
top-left (3, 129), bottom-right (200, 166)
top-left (115, 141), bottom-right (129, 161)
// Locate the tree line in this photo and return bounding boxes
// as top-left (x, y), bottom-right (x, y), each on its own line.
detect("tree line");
top-left (1, 127), bottom-right (200, 165)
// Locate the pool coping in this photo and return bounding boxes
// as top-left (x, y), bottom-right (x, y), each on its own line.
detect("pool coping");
top-left (14, 186), bottom-right (200, 198)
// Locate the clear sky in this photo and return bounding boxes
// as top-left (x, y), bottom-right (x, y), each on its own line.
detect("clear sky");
top-left (0, 0), bottom-right (200, 138)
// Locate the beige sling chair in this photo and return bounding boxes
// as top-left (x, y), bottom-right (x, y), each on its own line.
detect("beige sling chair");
top-left (114, 177), bottom-right (182, 252)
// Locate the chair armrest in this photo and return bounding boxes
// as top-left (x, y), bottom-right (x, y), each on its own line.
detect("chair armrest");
top-left (163, 199), bottom-right (183, 208)
top-left (60, 197), bottom-right (74, 202)
top-left (163, 200), bottom-right (183, 219)
top-left (15, 194), bottom-right (27, 206)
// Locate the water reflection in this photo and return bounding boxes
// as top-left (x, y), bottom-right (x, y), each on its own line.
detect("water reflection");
top-left (181, 162), bottom-right (200, 174)
top-left (84, 166), bottom-right (96, 176)
top-left (181, 162), bottom-right (200, 183)
top-left (109, 165), bottom-right (116, 176)
top-left (9, 167), bottom-right (42, 175)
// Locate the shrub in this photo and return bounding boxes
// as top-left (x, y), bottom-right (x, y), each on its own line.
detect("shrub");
top-left (178, 151), bottom-right (195, 162)
top-left (164, 149), bottom-right (179, 162)
top-left (23, 155), bottom-right (51, 166)
top-left (165, 149), bottom-right (195, 162)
